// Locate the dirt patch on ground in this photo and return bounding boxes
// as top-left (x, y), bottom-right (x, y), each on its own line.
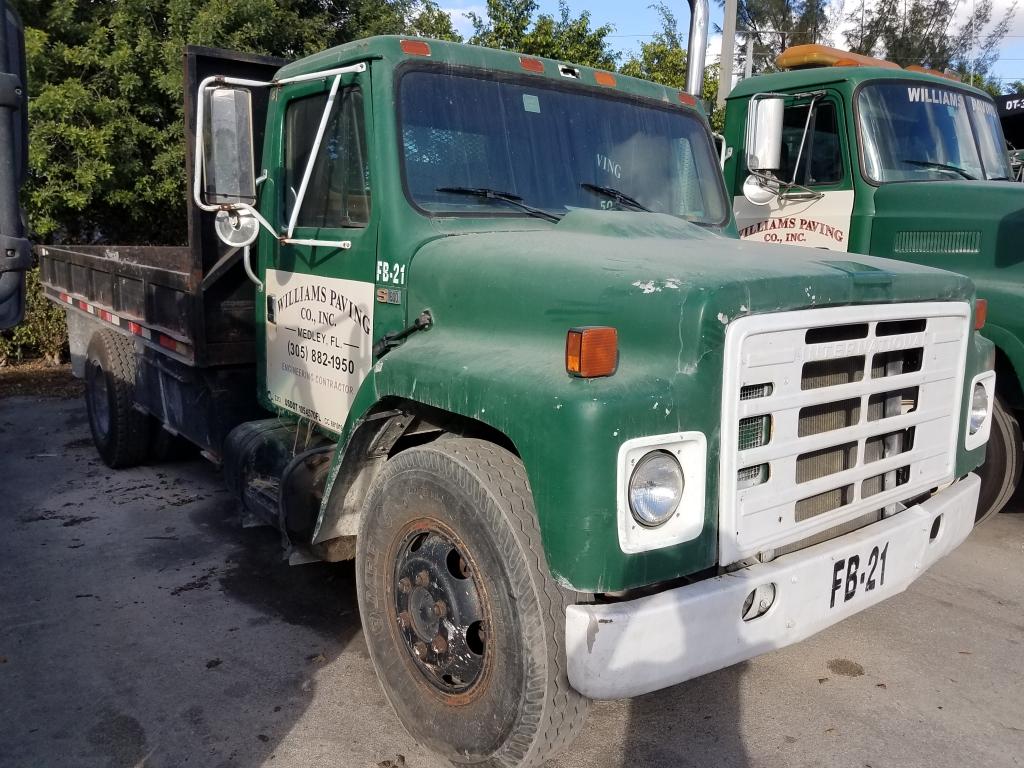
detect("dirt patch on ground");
top-left (0, 361), bottom-right (82, 399)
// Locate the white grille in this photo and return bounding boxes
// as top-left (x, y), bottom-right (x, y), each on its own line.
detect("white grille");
top-left (718, 302), bottom-right (970, 565)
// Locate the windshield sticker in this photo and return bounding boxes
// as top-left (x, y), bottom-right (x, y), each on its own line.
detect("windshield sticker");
top-left (265, 269), bottom-right (374, 433)
top-left (522, 94), bottom-right (540, 113)
top-left (907, 87), bottom-right (965, 108)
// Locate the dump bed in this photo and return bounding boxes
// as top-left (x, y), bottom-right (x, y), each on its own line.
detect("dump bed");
top-left (38, 46), bottom-right (284, 368)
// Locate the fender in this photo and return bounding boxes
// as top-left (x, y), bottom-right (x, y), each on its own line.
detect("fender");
top-left (979, 322), bottom-right (1024, 405)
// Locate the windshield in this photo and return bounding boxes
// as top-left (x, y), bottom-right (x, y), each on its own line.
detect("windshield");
top-left (398, 68), bottom-right (728, 225)
top-left (857, 82), bottom-right (1011, 182)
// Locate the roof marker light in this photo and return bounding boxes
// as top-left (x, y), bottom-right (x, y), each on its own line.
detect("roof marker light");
top-left (594, 71), bottom-right (617, 87)
top-left (400, 39), bottom-right (431, 57)
top-left (520, 56), bottom-right (544, 73)
top-left (678, 92), bottom-right (697, 107)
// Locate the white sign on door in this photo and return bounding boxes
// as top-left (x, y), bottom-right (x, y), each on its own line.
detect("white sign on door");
top-left (734, 190), bottom-right (855, 251)
top-left (265, 269), bottom-right (374, 433)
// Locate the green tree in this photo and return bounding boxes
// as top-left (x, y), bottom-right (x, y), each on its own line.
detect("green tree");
top-left (15, 0), bottom-right (457, 244)
top-left (621, 4), bottom-right (723, 129)
top-left (468, 0), bottom-right (618, 69)
top-left (718, 0), bottom-right (835, 74)
top-left (843, 0), bottom-right (1016, 78)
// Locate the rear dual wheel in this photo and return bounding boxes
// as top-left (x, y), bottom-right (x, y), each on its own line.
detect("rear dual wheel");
top-left (84, 330), bottom-right (149, 469)
top-left (356, 438), bottom-right (588, 767)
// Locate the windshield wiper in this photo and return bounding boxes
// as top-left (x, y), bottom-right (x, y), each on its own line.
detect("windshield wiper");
top-left (580, 183), bottom-right (652, 212)
top-left (435, 186), bottom-right (561, 223)
top-left (900, 159), bottom-right (977, 180)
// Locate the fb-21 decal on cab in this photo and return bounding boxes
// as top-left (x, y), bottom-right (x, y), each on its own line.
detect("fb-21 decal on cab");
top-left (265, 269), bottom-right (374, 433)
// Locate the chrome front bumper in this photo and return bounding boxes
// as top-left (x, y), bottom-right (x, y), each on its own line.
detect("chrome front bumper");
top-left (565, 473), bottom-right (980, 700)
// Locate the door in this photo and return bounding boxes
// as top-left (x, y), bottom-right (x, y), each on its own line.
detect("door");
top-left (261, 69), bottom-right (378, 434)
top-left (0, 2), bottom-right (28, 330)
top-left (734, 94), bottom-right (855, 251)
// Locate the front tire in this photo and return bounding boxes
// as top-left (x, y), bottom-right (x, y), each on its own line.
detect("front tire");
top-left (355, 438), bottom-right (588, 767)
top-left (84, 330), bottom-right (149, 468)
top-left (975, 394), bottom-right (1022, 524)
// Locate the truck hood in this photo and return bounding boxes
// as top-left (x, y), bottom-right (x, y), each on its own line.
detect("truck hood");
top-left (410, 209), bottom-right (973, 354)
top-left (870, 181), bottom-right (1024, 261)
top-left (868, 180), bottom-right (1022, 334)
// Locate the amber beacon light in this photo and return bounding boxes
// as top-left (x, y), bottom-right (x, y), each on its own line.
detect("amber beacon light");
top-left (566, 327), bottom-right (618, 377)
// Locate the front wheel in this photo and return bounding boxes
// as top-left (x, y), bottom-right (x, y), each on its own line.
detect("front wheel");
top-left (355, 438), bottom-right (588, 767)
top-left (975, 394), bottom-right (1022, 524)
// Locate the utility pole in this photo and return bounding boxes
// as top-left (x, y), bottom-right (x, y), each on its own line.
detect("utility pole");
top-left (718, 0), bottom-right (738, 107)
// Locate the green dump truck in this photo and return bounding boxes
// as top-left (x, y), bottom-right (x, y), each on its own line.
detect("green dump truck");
top-left (722, 44), bottom-right (1023, 523)
top-left (40, 32), bottom-right (996, 767)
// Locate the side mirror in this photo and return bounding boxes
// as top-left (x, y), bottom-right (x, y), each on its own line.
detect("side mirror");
top-left (744, 96), bottom-right (784, 173)
top-left (201, 86), bottom-right (256, 206)
top-left (742, 95), bottom-right (784, 206)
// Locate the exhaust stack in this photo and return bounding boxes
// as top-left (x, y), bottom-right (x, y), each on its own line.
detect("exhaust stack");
top-left (685, 0), bottom-right (709, 97)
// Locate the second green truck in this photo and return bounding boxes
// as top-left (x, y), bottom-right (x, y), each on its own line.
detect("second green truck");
top-left (722, 44), bottom-right (1023, 521)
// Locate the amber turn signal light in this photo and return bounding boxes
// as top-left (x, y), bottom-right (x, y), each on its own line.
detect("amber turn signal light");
top-left (975, 298), bottom-right (988, 330)
top-left (566, 327), bottom-right (618, 378)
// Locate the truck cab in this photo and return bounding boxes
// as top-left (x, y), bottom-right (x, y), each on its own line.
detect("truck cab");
top-left (42, 35), bottom-right (997, 766)
top-left (722, 44), bottom-right (1023, 521)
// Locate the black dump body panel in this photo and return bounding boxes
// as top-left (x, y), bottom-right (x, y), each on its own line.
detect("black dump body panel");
top-left (37, 47), bottom-right (285, 457)
top-left (38, 46), bottom-right (284, 369)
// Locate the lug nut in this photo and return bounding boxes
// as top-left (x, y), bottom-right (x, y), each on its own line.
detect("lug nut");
top-left (431, 634), bottom-right (448, 654)
top-left (433, 600), bottom-right (447, 617)
top-left (398, 577), bottom-right (412, 594)
top-left (413, 641), bottom-right (428, 657)
top-left (415, 570), bottom-right (430, 587)
top-left (397, 611), bottom-right (411, 630)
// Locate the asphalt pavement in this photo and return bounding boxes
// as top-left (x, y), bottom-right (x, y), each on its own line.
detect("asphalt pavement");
top-left (1, 393), bottom-right (1022, 768)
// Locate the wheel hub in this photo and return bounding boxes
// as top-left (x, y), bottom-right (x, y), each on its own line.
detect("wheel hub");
top-left (393, 528), bottom-right (487, 694)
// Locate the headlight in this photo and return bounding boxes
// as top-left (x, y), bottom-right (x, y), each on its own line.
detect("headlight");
top-left (628, 450), bottom-right (684, 527)
top-left (969, 381), bottom-right (989, 435)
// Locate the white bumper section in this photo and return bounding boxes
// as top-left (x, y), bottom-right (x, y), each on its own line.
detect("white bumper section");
top-left (566, 473), bottom-right (980, 700)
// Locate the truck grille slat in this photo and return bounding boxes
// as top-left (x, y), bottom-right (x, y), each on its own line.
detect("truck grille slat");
top-left (719, 303), bottom-right (969, 565)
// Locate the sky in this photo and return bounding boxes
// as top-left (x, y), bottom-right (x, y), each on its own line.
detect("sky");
top-left (439, 0), bottom-right (1024, 93)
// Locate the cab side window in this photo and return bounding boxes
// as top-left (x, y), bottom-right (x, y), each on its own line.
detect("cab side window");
top-left (284, 87), bottom-right (370, 228)
top-left (778, 101), bottom-right (843, 186)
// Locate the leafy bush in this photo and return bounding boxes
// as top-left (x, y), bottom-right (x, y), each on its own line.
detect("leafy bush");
top-left (0, 267), bottom-right (67, 366)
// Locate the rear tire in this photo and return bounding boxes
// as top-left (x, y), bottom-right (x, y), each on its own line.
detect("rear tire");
top-left (355, 438), bottom-right (589, 767)
top-left (84, 330), bottom-right (149, 468)
top-left (975, 394), bottom-right (1022, 524)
